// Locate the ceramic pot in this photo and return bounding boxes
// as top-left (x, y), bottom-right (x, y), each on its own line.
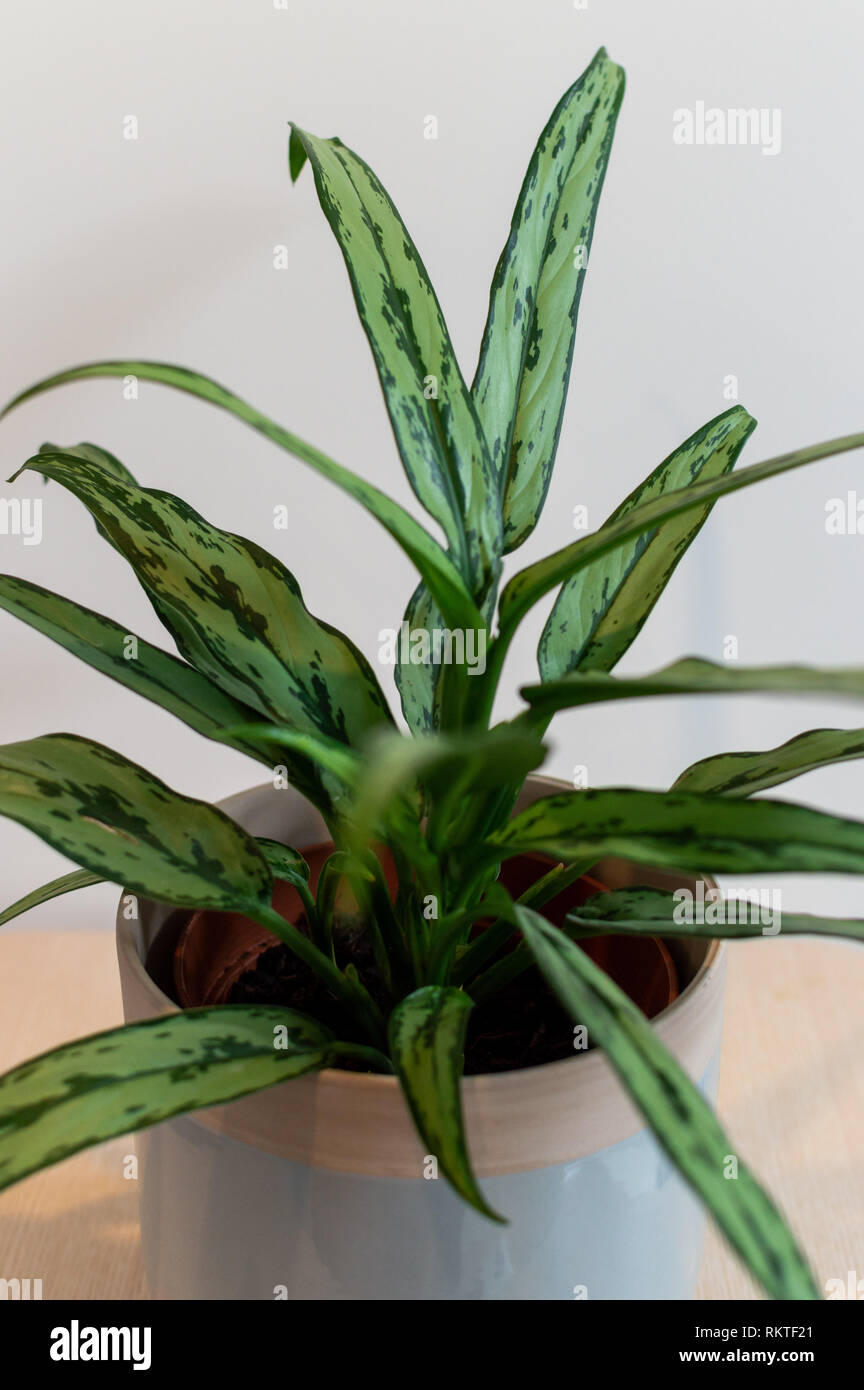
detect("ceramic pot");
top-left (117, 775), bottom-right (725, 1301)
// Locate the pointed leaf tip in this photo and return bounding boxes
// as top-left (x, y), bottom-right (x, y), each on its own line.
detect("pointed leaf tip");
top-left (537, 405), bottom-right (757, 680)
top-left (389, 985), bottom-right (506, 1224)
top-left (472, 46), bottom-right (626, 550)
top-left (288, 125), bottom-right (308, 183)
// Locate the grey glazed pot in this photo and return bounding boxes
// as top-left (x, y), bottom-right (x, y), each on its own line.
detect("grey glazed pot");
top-left (117, 775), bottom-right (726, 1301)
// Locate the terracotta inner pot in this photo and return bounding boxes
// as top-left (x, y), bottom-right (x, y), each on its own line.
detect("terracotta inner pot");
top-left (173, 843), bottom-right (336, 1008)
top-left (172, 843), bottom-right (678, 1020)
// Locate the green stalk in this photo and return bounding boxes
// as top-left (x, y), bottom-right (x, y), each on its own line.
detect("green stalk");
top-left (467, 907), bottom-right (602, 1004)
top-left (251, 903), bottom-right (387, 1047)
top-left (325, 829), bottom-right (412, 993)
top-left (467, 940), bottom-right (536, 1004)
top-left (453, 858), bottom-right (597, 987)
top-left (436, 657), bottom-right (470, 733)
top-left (295, 878), bottom-right (326, 953)
top-left (465, 629), bottom-right (509, 730)
top-left (425, 906), bottom-right (486, 985)
top-left (356, 857), bottom-right (402, 998)
top-left (393, 837), bottom-right (444, 984)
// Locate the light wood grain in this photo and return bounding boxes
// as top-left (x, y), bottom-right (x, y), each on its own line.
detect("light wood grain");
top-left (0, 930), bottom-right (148, 1301)
top-left (695, 935), bottom-right (864, 1300)
top-left (0, 930), bottom-right (861, 1300)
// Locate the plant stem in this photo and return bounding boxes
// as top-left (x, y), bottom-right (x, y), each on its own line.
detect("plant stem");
top-left (354, 860), bottom-right (400, 998)
top-left (466, 868), bottom-right (611, 1004)
top-left (250, 903), bottom-right (387, 1048)
top-left (295, 879), bottom-right (327, 952)
top-left (425, 906), bottom-right (483, 984)
top-left (452, 857), bottom-right (597, 986)
top-left (465, 627), bottom-right (510, 729)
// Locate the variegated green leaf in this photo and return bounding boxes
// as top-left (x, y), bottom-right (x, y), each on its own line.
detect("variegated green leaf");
top-left (564, 885), bottom-right (864, 942)
top-left (14, 453), bottom-right (393, 748)
top-left (394, 581), bottom-right (441, 733)
top-left (673, 727), bottom-right (864, 797)
top-left (521, 657), bottom-right (864, 715)
top-left (470, 878), bottom-right (864, 1004)
top-left (394, 577), bottom-right (493, 733)
top-left (3, 831), bottom-right (312, 935)
top-left (0, 733), bottom-right (272, 911)
top-left (0, 838), bottom-right (312, 931)
top-left (513, 906), bottom-right (818, 1299)
top-left (473, 48), bottom-right (625, 550)
top-left (0, 736), bottom-right (379, 1028)
top-left (394, 614), bottom-right (491, 771)
top-left (255, 837), bottom-right (310, 883)
top-left (0, 574), bottom-right (261, 747)
top-left (538, 407), bottom-right (756, 679)
top-left (1, 362), bottom-right (484, 633)
top-left (0, 1006), bottom-right (334, 1193)
top-left (486, 786), bottom-right (864, 876)
top-left (0, 869), bottom-right (103, 928)
top-left (388, 986), bottom-right (502, 1222)
top-left (498, 430), bottom-right (864, 637)
top-left (0, 573), bottom-right (346, 815)
top-left (38, 440), bottom-right (138, 485)
top-left (290, 126), bottom-right (501, 600)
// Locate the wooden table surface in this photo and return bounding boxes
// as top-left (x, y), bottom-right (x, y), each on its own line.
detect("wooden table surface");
top-left (1, 930), bottom-right (862, 1301)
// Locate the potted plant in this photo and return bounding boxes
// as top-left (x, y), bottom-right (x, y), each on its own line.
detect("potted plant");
top-left (1, 47), bottom-right (863, 1302)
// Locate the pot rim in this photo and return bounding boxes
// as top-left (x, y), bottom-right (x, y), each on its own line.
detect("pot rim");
top-left (119, 918), bottom-right (723, 1089)
top-left (117, 775), bottom-right (724, 1098)
top-left (117, 775), bottom-right (727, 1174)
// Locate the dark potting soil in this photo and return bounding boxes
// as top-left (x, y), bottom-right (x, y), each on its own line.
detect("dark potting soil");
top-left (228, 923), bottom-right (580, 1075)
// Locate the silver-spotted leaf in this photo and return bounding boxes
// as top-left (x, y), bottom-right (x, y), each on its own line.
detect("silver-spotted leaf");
top-left (291, 126), bottom-right (501, 600)
top-left (514, 905), bottom-right (818, 1299)
top-left (673, 726), bottom-right (864, 797)
top-left (500, 430), bottom-right (864, 635)
top-left (2, 362), bottom-right (484, 633)
top-left (564, 885), bottom-right (864, 943)
top-left (255, 837), bottom-right (310, 887)
top-left (15, 453), bottom-right (393, 748)
top-left (38, 440), bottom-right (138, 485)
top-left (486, 786), bottom-right (864, 876)
top-left (388, 986), bottom-right (502, 1222)
top-left (538, 407), bottom-right (756, 679)
top-left (473, 49), bottom-right (625, 551)
top-left (394, 581), bottom-right (441, 733)
top-left (0, 573), bottom-right (348, 815)
top-left (0, 733), bottom-right (271, 911)
top-left (0, 573), bottom-right (261, 746)
top-left (0, 1006), bottom-right (332, 1192)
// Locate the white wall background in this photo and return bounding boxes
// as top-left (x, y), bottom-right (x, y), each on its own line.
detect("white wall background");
top-left (2, 0), bottom-right (864, 929)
